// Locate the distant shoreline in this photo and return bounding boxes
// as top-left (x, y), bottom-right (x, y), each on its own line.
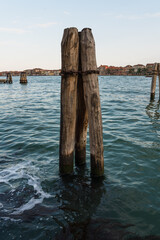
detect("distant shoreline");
top-left (0, 63), bottom-right (154, 77)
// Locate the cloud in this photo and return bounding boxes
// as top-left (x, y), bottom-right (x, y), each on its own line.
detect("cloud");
top-left (116, 14), bottom-right (142, 20)
top-left (0, 27), bottom-right (27, 34)
top-left (115, 12), bottom-right (160, 20)
top-left (0, 40), bottom-right (20, 46)
top-left (33, 22), bottom-right (57, 28)
top-left (0, 41), bottom-right (10, 46)
top-left (104, 12), bottom-right (160, 20)
top-left (145, 12), bottom-right (160, 18)
top-left (64, 11), bottom-right (70, 15)
top-left (12, 20), bottom-right (19, 24)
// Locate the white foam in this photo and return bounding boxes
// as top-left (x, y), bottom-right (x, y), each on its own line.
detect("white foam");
top-left (11, 173), bottom-right (51, 215)
top-left (0, 216), bottom-right (22, 222)
top-left (0, 161), bottom-right (32, 187)
top-left (0, 161), bottom-right (51, 215)
top-left (12, 197), bottom-right (44, 215)
top-left (11, 170), bottom-right (51, 215)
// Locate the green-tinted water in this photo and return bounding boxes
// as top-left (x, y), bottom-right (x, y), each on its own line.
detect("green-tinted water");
top-left (0, 76), bottom-right (160, 239)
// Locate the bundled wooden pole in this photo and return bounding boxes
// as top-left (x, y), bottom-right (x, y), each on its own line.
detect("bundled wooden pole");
top-left (20, 72), bottom-right (27, 84)
top-left (75, 32), bottom-right (88, 166)
top-left (158, 63), bottom-right (160, 101)
top-left (60, 28), bottom-right (79, 175)
top-left (150, 63), bottom-right (158, 101)
top-left (7, 73), bottom-right (12, 84)
top-left (80, 28), bottom-right (104, 177)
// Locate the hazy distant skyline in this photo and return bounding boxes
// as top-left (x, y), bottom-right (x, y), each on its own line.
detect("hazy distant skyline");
top-left (0, 0), bottom-right (160, 71)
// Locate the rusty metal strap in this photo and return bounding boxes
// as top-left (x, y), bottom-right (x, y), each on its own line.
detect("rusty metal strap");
top-left (82, 70), bottom-right (99, 75)
top-left (60, 70), bottom-right (99, 76)
top-left (152, 70), bottom-right (158, 75)
top-left (60, 71), bottom-right (78, 76)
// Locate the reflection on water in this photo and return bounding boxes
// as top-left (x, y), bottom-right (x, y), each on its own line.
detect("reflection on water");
top-left (146, 101), bottom-right (160, 145)
top-left (55, 167), bottom-right (106, 239)
top-left (146, 101), bottom-right (160, 121)
top-left (54, 170), bottom-right (135, 240)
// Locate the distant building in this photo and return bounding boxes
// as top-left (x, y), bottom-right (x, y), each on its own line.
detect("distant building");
top-left (132, 64), bottom-right (145, 73)
top-left (98, 63), bottom-right (150, 76)
top-left (146, 63), bottom-right (154, 76)
top-left (23, 68), bottom-right (61, 76)
top-left (0, 64), bottom-right (155, 77)
top-left (98, 65), bottom-right (108, 75)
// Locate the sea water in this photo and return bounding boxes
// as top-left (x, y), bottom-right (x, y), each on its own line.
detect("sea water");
top-left (0, 76), bottom-right (160, 239)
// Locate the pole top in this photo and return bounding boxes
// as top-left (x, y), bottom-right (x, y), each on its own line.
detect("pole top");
top-left (81, 28), bottom-right (92, 31)
top-left (64, 27), bottom-right (78, 31)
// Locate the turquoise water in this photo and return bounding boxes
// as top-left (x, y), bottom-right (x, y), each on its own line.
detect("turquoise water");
top-left (0, 76), bottom-right (160, 239)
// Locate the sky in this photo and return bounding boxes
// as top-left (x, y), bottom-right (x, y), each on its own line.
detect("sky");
top-left (0, 0), bottom-right (160, 71)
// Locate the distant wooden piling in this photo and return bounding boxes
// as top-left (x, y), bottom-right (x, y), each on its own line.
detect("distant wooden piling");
top-left (59, 28), bottom-right (79, 175)
top-left (80, 28), bottom-right (104, 177)
top-left (0, 79), bottom-right (6, 83)
top-left (158, 64), bottom-right (160, 101)
top-left (150, 63), bottom-right (158, 101)
top-left (7, 73), bottom-right (12, 84)
top-left (75, 32), bottom-right (88, 166)
top-left (20, 72), bottom-right (27, 84)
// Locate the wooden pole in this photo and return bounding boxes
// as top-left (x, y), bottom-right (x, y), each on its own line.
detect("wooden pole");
top-left (7, 73), bottom-right (12, 84)
top-left (80, 28), bottom-right (104, 177)
top-left (150, 63), bottom-right (158, 101)
top-left (6, 73), bottom-right (9, 83)
top-left (158, 63), bottom-right (160, 101)
top-left (59, 27), bottom-right (79, 175)
top-left (20, 72), bottom-right (27, 84)
top-left (75, 32), bottom-right (88, 166)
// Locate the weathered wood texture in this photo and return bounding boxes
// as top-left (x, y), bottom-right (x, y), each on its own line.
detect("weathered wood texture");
top-left (20, 72), bottom-right (27, 84)
top-left (75, 32), bottom-right (88, 166)
top-left (80, 28), bottom-right (104, 177)
top-left (60, 28), bottom-right (79, 174)
top-left (7, 73), bottom-right (12, 84)
top-left (150, 63), bottom-right (158, 101)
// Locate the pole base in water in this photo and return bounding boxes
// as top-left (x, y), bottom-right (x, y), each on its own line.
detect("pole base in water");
top-left (20, 81), bottom-right (27, 84)
top-left (75, 146), bottom-right (86, 166)
top-left (150, 93), bottom-right (155, 101)
top-left (59, 152), bottom-right (74, 175)
top-left (91, 154), bottom-right (104, 177)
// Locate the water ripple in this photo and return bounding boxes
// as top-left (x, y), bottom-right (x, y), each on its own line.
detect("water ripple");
top-left (0, 76), bottom-right (160, 239)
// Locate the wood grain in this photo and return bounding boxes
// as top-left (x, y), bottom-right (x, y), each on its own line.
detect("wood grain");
top-left (75, 32), bottom-right (88, 166)
top-left (60, 27), bottom-right (79, 174)
top-left (150, 63), bottom-right (158, 101)
top-left (20, 72), bottom-right (27, 84)
top-left (80, 28), bottom-right (104, 177)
